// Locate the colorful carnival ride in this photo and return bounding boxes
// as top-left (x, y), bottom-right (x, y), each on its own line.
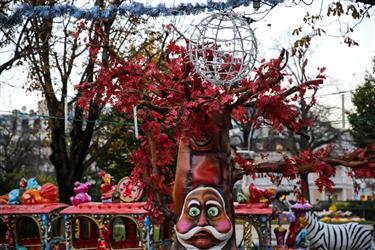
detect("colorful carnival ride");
top-left (0, 175), bottom-right (162, 250)
top-left (0, 175), bottom-right (307, 250)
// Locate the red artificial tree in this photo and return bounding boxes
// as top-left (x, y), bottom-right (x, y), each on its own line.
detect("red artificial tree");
top-left (77, 28), bottom-right (375, 248)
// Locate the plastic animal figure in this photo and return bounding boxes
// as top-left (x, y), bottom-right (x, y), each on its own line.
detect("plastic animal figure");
top-left (8, 189), bottom-right (20, 205)
top-left (19, 178), bottom-right (27, 194)
top-left (70, 181), bottom-right (91, 205)
top-left (21, 189), bottom-right (44, 204)
top-left (0, 194), bottom-right (8, 204)
top-left (39, 183), bottom-right (58, 201)
top-left (305, 211), bottom-right (373, 250)
top-left (26, 178), bottom-right (41, 190)
top-left (21, 183), bottom-right (58, 204)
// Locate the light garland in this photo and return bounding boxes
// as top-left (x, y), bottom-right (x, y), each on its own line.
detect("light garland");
top-left (0, 0), bottom-right (282, 29)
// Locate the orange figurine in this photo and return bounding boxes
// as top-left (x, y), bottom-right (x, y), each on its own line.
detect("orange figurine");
top-left (98, 170), bottom-right (117, 202)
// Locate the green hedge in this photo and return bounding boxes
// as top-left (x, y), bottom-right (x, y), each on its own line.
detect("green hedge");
top-left (0, 172), bottom-right (57, 194)
top-left (315, 200), bottom-right (375, 221)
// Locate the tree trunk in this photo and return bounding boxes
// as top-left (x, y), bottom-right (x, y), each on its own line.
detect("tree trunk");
top-left (55, 167), bottom-right (76, 204)
top-left (50, 143), bottom-right (91, 204)
top-left (300, 173), bottom-right (311, 203)
top-left (48, 108), bottom-right (88, 204)
top-left (172, 110), bottom-right (236, 249)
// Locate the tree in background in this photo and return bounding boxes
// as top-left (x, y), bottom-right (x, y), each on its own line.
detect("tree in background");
top-left (232, 46), bottom-right (348, 202)
top-left (93, 110), bottom-right (139, 182)
top-left (0, 0), bottom-right (160, 203)
top-left (348, 57), bottom-right (375, 147)
top-left (289, 0), bottom-right (374, 54)
top-left (281, 48), bottom-right (349, 201)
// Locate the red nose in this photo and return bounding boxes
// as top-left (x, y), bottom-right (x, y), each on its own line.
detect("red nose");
top-left (197, 213), bottom-right (208, 226)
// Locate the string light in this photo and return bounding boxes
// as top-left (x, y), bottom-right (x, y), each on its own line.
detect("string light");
top-left (0, 109), bottom-right (371, 127)
top-left (0, 0), bottom-right (284, 29)
top-left (0, 110), bottom-right (135, 126)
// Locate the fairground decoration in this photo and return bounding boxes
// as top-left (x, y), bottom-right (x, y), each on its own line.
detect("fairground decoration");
top-left (117, 177), bottom-right (144, 202)
top-left (60, 201), bottom-right (150, 249)
top-left (0, 178), bottom-right (67, 249)
top-left (70, 181), bottom-right (92, 205)
top-left (0, 0), bottom-right (283, 29)
top-left (173, 11), bottom-right (256, 249)
top-left (189, 11), bottom-right (257, 86)
top-left (285, 201), bottom-right (311, 249)
top-left (75, 9), bottom-right (325, 248)
top-left (98, 170), bottom-right (117, 202)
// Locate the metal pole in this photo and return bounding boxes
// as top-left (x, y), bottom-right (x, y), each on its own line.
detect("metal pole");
top-left (341, 94), bottom-right (345, 128)
top-left (133, 105), bottom-right (139, 138)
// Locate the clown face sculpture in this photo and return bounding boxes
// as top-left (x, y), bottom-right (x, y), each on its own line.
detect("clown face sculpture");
top-left (175, 187), bottom-right (233, 249)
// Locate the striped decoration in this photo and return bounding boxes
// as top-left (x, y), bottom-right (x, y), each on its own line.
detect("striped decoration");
top-left (305, 211), bottom-right (374, 250)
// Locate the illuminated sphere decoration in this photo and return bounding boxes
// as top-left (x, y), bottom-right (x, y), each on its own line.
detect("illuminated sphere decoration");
top-left (188, 11), bottom-right (258, 86)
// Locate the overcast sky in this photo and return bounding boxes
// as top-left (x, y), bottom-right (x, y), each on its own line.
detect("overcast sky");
top-left (0, 0), bottom-right (374, 126)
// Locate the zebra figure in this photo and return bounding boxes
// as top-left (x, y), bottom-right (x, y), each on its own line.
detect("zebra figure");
top-left (305, 211), bottom-right (374, 250)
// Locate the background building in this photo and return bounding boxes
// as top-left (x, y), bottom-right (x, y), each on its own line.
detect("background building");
top-left (0, 106), bottom-right (53, 175)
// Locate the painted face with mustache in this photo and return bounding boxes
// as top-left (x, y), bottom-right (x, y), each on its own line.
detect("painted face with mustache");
top-left (175, 187), bottom-right (233, 249)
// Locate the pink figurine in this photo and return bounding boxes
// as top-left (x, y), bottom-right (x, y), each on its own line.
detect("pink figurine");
top-left (70, 181), bottom-right (91, 205)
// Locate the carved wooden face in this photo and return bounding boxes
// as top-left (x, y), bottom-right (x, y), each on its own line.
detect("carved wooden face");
top-left (175, 187), bottom-right (233, 249)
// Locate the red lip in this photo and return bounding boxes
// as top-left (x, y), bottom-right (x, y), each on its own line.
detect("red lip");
top-left (185, 229), bottom-right (222, 249)
top-left (192, 230), bottom-right (214, 238)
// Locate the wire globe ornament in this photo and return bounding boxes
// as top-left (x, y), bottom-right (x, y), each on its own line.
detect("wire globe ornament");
top-left (188, 11), bottom-right (258, 86)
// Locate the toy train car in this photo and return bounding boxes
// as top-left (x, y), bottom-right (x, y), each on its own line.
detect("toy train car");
top-left (0, 203), bottom-right (68, 250)
top-left (60, 202), bottom-right (150, 250)
top-left (0, 175), bottom-right (274, 249)
top-left (0, 202), bottom-right (159, 250)
top-left (0, 202), bottom-right (273, 250)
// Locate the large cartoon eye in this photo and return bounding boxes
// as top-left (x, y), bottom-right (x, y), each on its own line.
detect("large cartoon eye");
top-left (207, 206), bottom-right (219, 217)
top-left (188, 207), bottom-right (201, 217)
